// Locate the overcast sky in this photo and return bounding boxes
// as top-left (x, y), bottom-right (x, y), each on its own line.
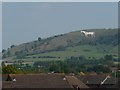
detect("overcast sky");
top-left (2, 2), bottom-right (118, 49)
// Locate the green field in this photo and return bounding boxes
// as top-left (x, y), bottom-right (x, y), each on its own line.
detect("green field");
top-left (7, 44), bottom-right (117, 62)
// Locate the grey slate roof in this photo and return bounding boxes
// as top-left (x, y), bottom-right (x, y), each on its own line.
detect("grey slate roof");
top-left (78, 74), bottom-right (117, 85)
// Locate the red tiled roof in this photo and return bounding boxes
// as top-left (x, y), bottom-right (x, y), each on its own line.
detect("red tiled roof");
top-left (2, 74), bottom-right (70, 88)
top-left (2, 74), bottom-right (89, 89)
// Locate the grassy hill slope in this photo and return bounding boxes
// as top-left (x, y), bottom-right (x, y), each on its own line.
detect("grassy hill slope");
top-left (2, 29), bottom-right (118, 62)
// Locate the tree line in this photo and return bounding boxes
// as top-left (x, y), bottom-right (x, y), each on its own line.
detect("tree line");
top-left (2, 55), bottom-right (119, 77)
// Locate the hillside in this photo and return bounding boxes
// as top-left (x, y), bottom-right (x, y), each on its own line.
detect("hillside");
top-left (2, 28), bottom-right (118, 62)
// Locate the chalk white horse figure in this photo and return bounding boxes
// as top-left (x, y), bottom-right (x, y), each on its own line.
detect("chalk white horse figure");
top-left (81, 30), bottom-right (95, 37)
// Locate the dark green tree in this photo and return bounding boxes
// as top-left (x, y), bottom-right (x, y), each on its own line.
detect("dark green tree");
top-left (10, 45), bottom-right (15, 48)
top-left (2, 49), bottom-right (6, 53)
top-left (104, 55), bottom-right (113, 60)
top-left (38, 37), bottom-right (42, 41)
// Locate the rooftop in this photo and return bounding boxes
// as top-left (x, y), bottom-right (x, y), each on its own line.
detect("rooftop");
top-left (2, 74), bottom-right (88, 89)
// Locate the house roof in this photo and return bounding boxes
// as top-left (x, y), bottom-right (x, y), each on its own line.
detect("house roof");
top-left (77, 74), bottom-right (117, 85)
top-left (2, 74), bottom-right (89, 89)
top-left (2, 74), bottom-right (70, 88)
top-left (66, 76), bottom-right (89, 88)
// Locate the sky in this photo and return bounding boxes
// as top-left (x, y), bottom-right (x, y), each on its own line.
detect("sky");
top-left (2, 2), bottom-right (118, 50)
top-left (1, 0), bottom-right (119, 2)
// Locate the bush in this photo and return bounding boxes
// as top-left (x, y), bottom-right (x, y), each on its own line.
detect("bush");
top-left (2, 65), bottom-right (21, 74)
top-left (56, 46), bottom-right (65, 51)
top-left (38, 37), bottom-right (42, 41)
